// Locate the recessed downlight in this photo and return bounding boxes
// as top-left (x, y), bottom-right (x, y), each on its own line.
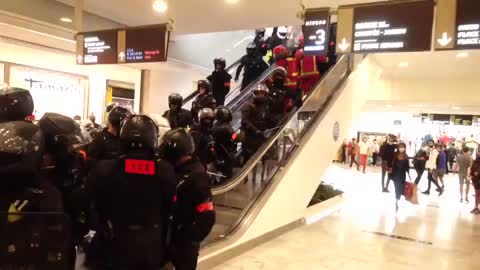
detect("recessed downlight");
top-left (225, 0), bottom-right (240, 3)
top-left (60, 17), bottom-right (72, 23)
top-left (451, 106), bottom-right (461, 110)
top-left (153, 0), bottom-right (168, 13)
top-left (456, 52), bottom-right (469, 59)
top-left (398, 62), bottom-right (409, 68)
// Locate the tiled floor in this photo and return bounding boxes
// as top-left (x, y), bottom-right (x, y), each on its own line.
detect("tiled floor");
top-left (211, 164), bottom-right (480, 270)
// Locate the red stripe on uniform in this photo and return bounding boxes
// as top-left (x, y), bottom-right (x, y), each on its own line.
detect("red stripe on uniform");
top-left (196, 202), bottom-right (214, 213)
top-left (224, 82), bottom-right (231, 87)
top-left (125, 159), bottom-right (156, 175)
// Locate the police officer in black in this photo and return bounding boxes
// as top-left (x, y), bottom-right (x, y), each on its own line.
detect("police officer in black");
top-left (241, 84), bottom-right (273, 163)
top-left (253, 28), bottom-right (267, 57)
top-left (235, 42), bottom-right (269, 91)
top-left (269, 67), bottom-right (290, 126)
top-left (163, 93), bottom-right (193, 129)
top-left (212, 106), bottom-right (237, 181)
top-left (0, 86), bottom-right (35, 122)
top-left (207, 57), bottom-right (232, 106)
top-left (83, 115), bottom-right (177, 270)
top-left (191, 80), bottom-right (216, 123)
top-left (158, 128), bottom-right (215, 270)
top-left (87, 106), bottom-right (131, 161)
top-left (189, 108), bottom-right (215, 168)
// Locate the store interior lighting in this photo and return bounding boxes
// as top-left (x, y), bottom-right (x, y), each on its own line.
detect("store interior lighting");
top-left (153, 0), bottom-right (168, 13)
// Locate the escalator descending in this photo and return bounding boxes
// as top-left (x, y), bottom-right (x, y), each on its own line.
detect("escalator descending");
top-left (203, 54), bottom-right (353, 246)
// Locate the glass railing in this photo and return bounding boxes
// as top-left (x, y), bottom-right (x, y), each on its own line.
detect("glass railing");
top-left (204, 54), bottom-right (352, 246)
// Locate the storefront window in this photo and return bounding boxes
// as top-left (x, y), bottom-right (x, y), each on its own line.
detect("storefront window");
top-left (9, 65), bottom-right (88, 119)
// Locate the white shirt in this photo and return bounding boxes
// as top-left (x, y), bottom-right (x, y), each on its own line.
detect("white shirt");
top-left (426, 148), bottom-right (439, 170)
top-left (359, 141), bottom-right (369, 155)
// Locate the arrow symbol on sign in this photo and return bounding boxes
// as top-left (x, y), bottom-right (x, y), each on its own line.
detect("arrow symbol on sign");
top-left (119, 51), bottom-right (125, 61)
top-left (437, 32), bottom-right (452, 47)
top-left (338, 38), bottom-right (350, 51)
top-left (76, 55), bottom-right (83, 64)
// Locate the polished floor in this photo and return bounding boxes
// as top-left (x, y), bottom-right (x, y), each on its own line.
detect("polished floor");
top-left (212, 164), bottom-right (480, 270)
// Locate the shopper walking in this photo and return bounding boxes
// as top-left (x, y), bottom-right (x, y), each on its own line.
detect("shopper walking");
top-left (422, 141), bottom-right (444, 196)
top-left (349, 138), bottom-right (359, 170)
top-left (413, 143), bottom-right (428, 185)
top-left (437, 144), bottom-right (447, 188)
top-left (341, 139), bottom-right (347, 164)
top-left (372, 139), bottom-right (380, 166)
top-left (470, 154), bottom-right (480, 215)
top-left (457, 147), bottom-right (473, 203)
top-left (380, 136), bottom-right (397, 192)
top-left (359, 137), bottom-right (369, 173)
top-left (392, 143), bottom-right (410, 212)
top-left (448, 143), bottom-right (458, 173)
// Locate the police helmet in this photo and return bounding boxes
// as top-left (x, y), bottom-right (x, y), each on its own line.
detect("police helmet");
top-left (0, 87), bottom-right (34, 123)
top-left (214, 57), bottom-right (226, 69)
top-left (273, 67), bottom-right (288, 78)
top-left (198, 108), bottom-right (215, 120)
top-left (197, 80), bottom-right (210, 92)
top-left (246, 42), bottom-right (256, 56)
top-left (168, 93), bottom-right (183, 107)
top-left (106, 103), bottom-right (116, 113)
top-left (253, 83), bottom-right (269, 97)
top-left (214, 106), bottom-right (232, 123)
top-left (158, 128), bottom-right (195, 163)
top-left (0, 121), bottom-right (45, 177)
top-left (120, 115), bottom-right (158, 152)
top-left (255, 28), bottom-right (266, 37)
top-left (108, 106), bottom-right (132, 130)
top-left (277, 26), bottom-right (288, 39)
top-left (38, 113), bottom-right (85, 154)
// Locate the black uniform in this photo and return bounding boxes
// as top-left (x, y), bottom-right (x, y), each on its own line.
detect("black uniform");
top-left (189, 124), bottom-right (214, 168)
top-left (253, 28), bottom-right (267, 56)
top-left (0, 87), bottom-right (34, 122)
top-left (87, 128), bottom-right (121, 161)
top-left (269, 85), bottom-right (289, 126)
top-left (163, 109), bottom-right (193, 129)
top-left (241, 96), bottom-right (273, 162)
top-left (236, 54), bottom-right (268, 91)
top-left (190, 94), bottom-right (216, 123)
top-left (171, 157), bottom-right (215, 270)
top-left (207, 71), bottom-right (231, 106)
top-left (84, 115), bottom-right (177, 270)
top-left (212, 122), bottom-right (237, 180)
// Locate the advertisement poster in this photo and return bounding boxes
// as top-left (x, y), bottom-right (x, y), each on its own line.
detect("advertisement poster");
top-left (9, 65), bottom-right (87, 119)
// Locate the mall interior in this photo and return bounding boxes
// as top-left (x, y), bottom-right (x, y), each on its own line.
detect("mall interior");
top-left (0, 0), bottom-right (479, 269)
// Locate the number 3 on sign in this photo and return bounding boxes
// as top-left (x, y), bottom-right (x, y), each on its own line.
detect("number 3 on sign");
top-left (313, 29), bottom-right (326, 45)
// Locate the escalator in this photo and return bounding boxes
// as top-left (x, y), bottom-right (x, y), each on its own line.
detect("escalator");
top-left (202, 54), bottom-right (354, 246)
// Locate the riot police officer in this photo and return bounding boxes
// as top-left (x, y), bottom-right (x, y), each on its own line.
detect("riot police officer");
top-left (189, 108), bottom-right (215, 168)
top-left (269, 67), bottom-right (290, 126)
top-left (191, 80), bottom-right (216, 123)
top-left (158, 128), bottom-right (215, 270)
top-left (241, 84), bottom-right (274, 163)
top-left (235, 42), bottom-right (269, 91)
top-left (0, 86), bottom-right (34, 122)
top-left (162, 93), bottom-right (193, 129)
top-left (84, 115), bottom-right (177, 270)
top-left (207, 57), bottom-right (232, 106)
top-left (253, 28), bottom-right (267, 56)
top-left (87, 106), bottom-right (132, 161)
top-left (212, 106), bottom-right (237, 181)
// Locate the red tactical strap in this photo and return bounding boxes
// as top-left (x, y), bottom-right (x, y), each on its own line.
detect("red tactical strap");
top-left (124, 159), bottom-right (155, 175)
top-left (224, 82), bottom-right (231, 87)
top-left (173, 195), bottom-right (177, 203)
top-left (196, 202), bottom-right (214, 213)
top-left (78, 150), bottom-right (87, 161)
top-left (231, 133), bottom-right (238, 141)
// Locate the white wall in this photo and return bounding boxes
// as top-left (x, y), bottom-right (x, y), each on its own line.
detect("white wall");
top-left (0, 37), bottom-right (142, 120)
top-left (141, 61), bottom-right (210, 114)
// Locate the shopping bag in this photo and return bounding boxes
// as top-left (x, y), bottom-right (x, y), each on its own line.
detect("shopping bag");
top-left (404, 181), bottom-right (419, 205)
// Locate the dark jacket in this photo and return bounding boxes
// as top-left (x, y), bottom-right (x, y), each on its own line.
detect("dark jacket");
top-left (87, 128), bottom-right (121, 161)
top-left (447, 146), bottom-right (457, 161)
top-left (163, 109), bottom-right (193, 129)
top-left (207, 70), bottom-right (232, 100)
top-left (190, 94), bottom-right (216, 122)
top-left (414, 149), bottom-right (428, 170)
top-left (189, 124), bottom-right (215, 167)
top-left (235, 55), bottom-right (268, 81)
top-left (380, 143), bottom-right (397, 166)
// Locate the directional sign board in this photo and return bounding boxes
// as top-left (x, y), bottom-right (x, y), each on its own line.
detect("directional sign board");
top-left (125, 25), bottom-right (169, 63)
top-left (456, 0), bottom-right (480, 49)
top-left (78, 31), bottom-right (118, 65)
top-left (337, 0), bottom-right (434, 53)
top-left (302, 9), bottom-right (330, 56)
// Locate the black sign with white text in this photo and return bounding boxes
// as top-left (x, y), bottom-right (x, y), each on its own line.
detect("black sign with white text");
top-left (125, 25), bottom-right (169, 63)
top-left (302, 9), bottom-right (330, 56)
top-left (352, 1), bottom-right (434, 53)
top-left (82, 31), bottom-right (117, 64)
top-left (456, 0), bottom-right (480, 49)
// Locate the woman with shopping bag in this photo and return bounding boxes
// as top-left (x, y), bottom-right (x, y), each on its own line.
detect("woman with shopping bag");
top-left (392, 143), bottom-right (410, 212)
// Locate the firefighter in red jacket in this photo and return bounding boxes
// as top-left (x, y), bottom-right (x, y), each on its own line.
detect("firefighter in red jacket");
top-left (295, 35), bottom-right (329, 95)
top-left (272, 45), bottom-right (301, 111)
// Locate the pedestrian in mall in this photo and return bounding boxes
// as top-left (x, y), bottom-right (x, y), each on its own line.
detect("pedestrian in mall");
top-left (341, 139), bottom-right (347, 164)
top-left (437, 144), bottom-right (447, 188)
top-left (392, 142), bottom-right (410, 212)
top-left (448, 143), bottom-right (458, 173)
top-left (457, 146), bottom-right (473, 203)
top-left (359, 137), bottom-right (369, 173)
top-left (380, 135), bottom-right (397, 193)
top-left (372, 138), bottom-right (380, 166)
top-left (413, 143), bottom-right (428, 185)
top-left (349, 138), bottom-right (359, 170)
top-left (422, 141), bottom-right (444, 196)
top-left (470, 154), bottom-right (480, 215)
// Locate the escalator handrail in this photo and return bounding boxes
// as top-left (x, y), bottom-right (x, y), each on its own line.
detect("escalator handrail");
top-left (211, 55), bottom-right (352, 196)
top-left (182, 58), bottom-right (243, 105)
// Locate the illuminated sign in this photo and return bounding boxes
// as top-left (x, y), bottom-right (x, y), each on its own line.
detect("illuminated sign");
top-left (456, 0), bottom-right (480, 49)
top-left (82, 31), bottom-right (117, 64)
top-left (124, 25), bottom-right (169, 63)
top-left (352, 1), bottom-right (434, 53)
top-left (302, 9), bottom-right (330, 56)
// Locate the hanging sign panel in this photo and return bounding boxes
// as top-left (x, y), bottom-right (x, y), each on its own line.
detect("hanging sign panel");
top-left (79, 31), bottom-right (118, 65)
top-left (456, 0), bottom-right (480, 49)
top-left (302, 9), bottom-right (330, 56)
top-left (125, 25), bottom-right (170, 63)
top-left (352, 0), bottom-right (434, 53)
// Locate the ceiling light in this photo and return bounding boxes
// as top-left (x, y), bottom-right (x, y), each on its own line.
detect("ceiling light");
top-left (456, 52), bottom-right (469, 59)
top-left (398, 62), bottom-right (409, 68)
top-left (225, 0), bottom-right (240, 3)
top-left (451, 106), bottom-right (461, 110)
top-left (60, 17), bottom-right (72, 23)
top-left (153, 0), bottom-right (168, 13)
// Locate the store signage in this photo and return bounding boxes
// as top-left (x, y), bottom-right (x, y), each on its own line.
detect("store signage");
top-left (77, 24), bottom-right (169, 65)
top-left (302, 9), bottom-right (330, 56)
top-left (351, 1), bottom-right (434, 53)
top-left (456, 0), bottom-right (480, 49)
top-left (81, 31), bottom-right (117, 65)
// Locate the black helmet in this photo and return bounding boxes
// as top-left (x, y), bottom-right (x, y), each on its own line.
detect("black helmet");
top-left (197, 80), bottom-right (210, 93)
top-left (38, 113), bottom-right (84, 155)
top-left (108, 106), bottom-right (132, 130)
top-left (120, 115), bottom-right (158, 152)
top-left (255, 28), bottom-right (266, 37)
top-left (215, 106), bottom-right (232, 123)
top-left (158, 128), bottom-right (195, 164)
top-left (253, 83), bottom-right (269, 96)
top-left (246, 42), bottom-right (256, 56)
top-left (168, 93), bottom-right (183, 107)
top-left (272, 67), bottom-right (288, 78)
top-left (214, 57), bottom-right (226, 69)
top-left (0, 121), bottom-right (45, 178)
top-left (106, 103), bottom-right (116, 113)
top-left (198, 108), bottom-right (215, 120)
top-left (0, 87), bottom-right (34, 123)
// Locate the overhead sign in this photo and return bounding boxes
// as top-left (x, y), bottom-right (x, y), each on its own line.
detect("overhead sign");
top-left (352, 1), bottom-right (434, 53)
top-left (456, 0), bottom-right (480, 49)
top-left (76, 24), bottom-right (169, 65)
top-left (302, 9), bottom-right (330, 56)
